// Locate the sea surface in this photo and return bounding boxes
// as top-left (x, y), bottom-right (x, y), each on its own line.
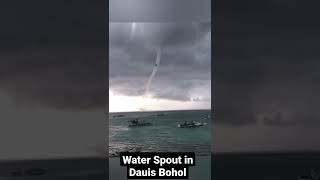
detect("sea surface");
top-left (109, 110), bottom-right (211, 180)
top-left (109, 110), bottom-right (211, 156)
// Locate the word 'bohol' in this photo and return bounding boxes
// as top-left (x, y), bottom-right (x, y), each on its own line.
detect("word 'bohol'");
top-left (129, 168), bottom-right (187, 177)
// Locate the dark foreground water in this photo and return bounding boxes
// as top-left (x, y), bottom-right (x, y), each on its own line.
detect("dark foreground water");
top-left (109, 110), bottom-right (211, 180)
top-left (3, 153), bottom-right (319, 180)
top-left (109, 152), bottom-right (320, 180)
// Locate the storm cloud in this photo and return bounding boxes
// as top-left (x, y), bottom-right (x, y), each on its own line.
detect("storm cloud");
top-left (0, 0), bottom-right (107, 159)
top-left (109, 22), bottom-right (211, 105)
top-left (212, 0), bottom-right (320, 152)
top-left (0, 1), bottom-right (107, 110)
top-left (214, 0), bottom-right (320, 127)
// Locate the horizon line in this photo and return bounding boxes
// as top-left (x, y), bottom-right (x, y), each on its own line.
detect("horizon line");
top-left (109, 108), bottom-right (211, 113)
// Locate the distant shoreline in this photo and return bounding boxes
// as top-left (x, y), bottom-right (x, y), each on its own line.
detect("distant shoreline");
top-left (109, 109), bottom-right (211, 114)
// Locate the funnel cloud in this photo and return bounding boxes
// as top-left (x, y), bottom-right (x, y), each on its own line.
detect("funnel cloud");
top-left (110, 22), bottom-right (211, 109)
top-left (145, 47), bottom-right (162, 95)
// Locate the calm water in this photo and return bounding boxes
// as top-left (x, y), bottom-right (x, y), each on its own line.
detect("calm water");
top-left (109, 110), bottom-right (211, 157)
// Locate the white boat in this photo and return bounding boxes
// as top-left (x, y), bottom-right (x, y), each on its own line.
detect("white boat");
top-left (177, 121), bottom-right (207, 128)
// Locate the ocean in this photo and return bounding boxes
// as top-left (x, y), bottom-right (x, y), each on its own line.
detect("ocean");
top-left (109, 110), bottom-right (211, 180)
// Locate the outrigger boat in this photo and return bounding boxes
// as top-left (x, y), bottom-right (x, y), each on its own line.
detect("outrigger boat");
top-left (112, 114), bottom-right (125, 118)
top-left (128, 119), bottom-right (152, 127)
top-left (177, 121), bottom-right (207, 128)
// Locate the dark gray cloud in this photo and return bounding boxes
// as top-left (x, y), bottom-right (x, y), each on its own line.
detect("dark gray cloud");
top-left (0, 1), bottom-right (107, 110)
top-left (0, 48), bottom-right (106, 109)
top-left (212, 0), bottom-right (320, 153)
top-left (109, 22), bottom-right (211, 104)
top-left (214, 0), bottom-right (320, 127)
top-left (0, 1), bottom-right (107, 159)
top-left (109, 0), bottom-right (210, 22)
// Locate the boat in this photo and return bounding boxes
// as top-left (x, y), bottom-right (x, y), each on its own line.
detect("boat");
top-left (156, 113), bottom-right (165, 117)
top-left (128, 119), bottom-right (152, 127)
top-left (177, 121), bottom-right (207, 128)
top-left (112, 114), bottom-right (125, 118)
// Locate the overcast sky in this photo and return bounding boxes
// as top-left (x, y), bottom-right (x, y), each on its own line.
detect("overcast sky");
top-left (0, 1), bottom-right (106, 159)
top-left (213, 0), bottom-right (320, 152)
top-left (109, 22), bottom-right (211, 112)
top-left (4, 0), bottom-right (320, 155)
top-left (0, 0), bottom-right (211, 159)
